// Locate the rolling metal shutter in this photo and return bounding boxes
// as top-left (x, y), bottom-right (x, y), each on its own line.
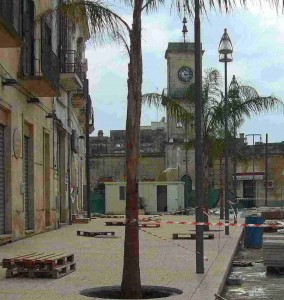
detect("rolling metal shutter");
top-left (0, 125), bottom-right (5, 234)
top-left (24, 135), bottom-right (30, 230)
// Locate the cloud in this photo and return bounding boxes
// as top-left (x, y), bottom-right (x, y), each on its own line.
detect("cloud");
top-left (87, 1), bottom-right (284, 142)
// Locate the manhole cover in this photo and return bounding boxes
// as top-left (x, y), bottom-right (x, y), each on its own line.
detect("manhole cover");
top-left (80, 285), bottom-right (183, 299)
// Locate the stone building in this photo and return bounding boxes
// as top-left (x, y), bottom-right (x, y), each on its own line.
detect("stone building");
top-left (234, 138), bottom-right (284, 207)
top-left (90, 121), bottom-right (167, 186)
top-left (91, 41), bottom-right (284, 211)
top-left (90, 42), bottom-right (200, 210)
top-left (0, 0), bottom-right (94, 243)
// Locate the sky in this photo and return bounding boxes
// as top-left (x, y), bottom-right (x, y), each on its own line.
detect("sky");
top-left (86, 1), bottom-right (284, 144)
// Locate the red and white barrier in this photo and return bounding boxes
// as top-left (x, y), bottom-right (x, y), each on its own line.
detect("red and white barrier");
top-left (129, 219), bottom-right (284, 228)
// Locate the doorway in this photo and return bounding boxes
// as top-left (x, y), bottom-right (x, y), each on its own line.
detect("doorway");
top-left (23, 132), bottom-right (34, 230)
top-left (157, 185), bottom-right (167, 212)
top-left (181, 175), bottom-right (193, 208)
top-left (0, 124), bottom-right (5, 234)
top-left (58, 129), bottom-right (66, 223)
top-left (43, 131), bottom-right (50, 227)
top-left (243, 180), bottom-right (254, 208)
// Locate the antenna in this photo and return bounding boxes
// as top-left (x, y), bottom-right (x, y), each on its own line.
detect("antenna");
top-left (182, 2), bottom-right (188, 43)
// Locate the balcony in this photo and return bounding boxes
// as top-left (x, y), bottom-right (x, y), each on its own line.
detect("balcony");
top-left (60, 50), bottom-right (86, 91)
top-left (78, 108), bottom-right (86, 124)
top-left (89, 106), bottom-right (95, 134)
top-left (20, 39), bottom-right (60, 97)
top-left (77, 103), bottom-right (94, 134)
top-left (169, 88), bottom-right (188, 99)
top-left (72, 90), bottom-right (86, 109)
top-left (19, 19), bottom-right (60, 97)
top-left (0, 1), bottom-right (21, 48)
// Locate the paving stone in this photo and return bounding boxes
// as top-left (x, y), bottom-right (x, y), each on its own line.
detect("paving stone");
top-left (0, 216), bottom-right (242, 300)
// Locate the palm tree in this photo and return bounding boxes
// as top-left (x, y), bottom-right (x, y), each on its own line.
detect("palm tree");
top-left (43, 0), bottom-right (284, 296)
top-left (143, 68), bottom-right (283, 208)
top-left (44, 0), bottom-right (193, 298)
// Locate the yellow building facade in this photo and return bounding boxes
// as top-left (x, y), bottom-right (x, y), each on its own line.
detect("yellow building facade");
top-left (0, 0), bottom-right (93, 243)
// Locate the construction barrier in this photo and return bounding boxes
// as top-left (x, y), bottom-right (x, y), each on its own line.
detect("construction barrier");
top-left (126, 219), bottom-right (284, 228)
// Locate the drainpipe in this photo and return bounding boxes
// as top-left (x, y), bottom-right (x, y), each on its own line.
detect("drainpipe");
top-left (85, 79), bottom-right (91, 218)
top-left (265, 134), bottom-right (268, 206)
top-left (67, 92), bottom-right (72, 225)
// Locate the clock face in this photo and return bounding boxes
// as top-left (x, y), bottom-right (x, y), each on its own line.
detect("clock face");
top-left (178, 67), bottom-right (193, 83)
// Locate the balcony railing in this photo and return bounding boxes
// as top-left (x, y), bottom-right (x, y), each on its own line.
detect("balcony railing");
top-left (169, 88), bottom-right (188, 99)
top-left (162, 88), bottom-right (188, 99)
top-left (42, 38), bottom-right (60, 91)
top-left (20, 37), bottom-right (60, 96)
top-left (89, 106), bottom-right (95, 133)
top-left (61, 50), bottom-right (86, 82)
top-left (60, 50), bottom-right (86, 91)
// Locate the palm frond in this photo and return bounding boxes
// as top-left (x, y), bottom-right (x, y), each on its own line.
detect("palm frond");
top-left (39, 0), bottom-right (130, 45)
top-left (174, 0), bottom-right (284, 17)
top-left (142, 0), bottom-right (166, 12)
top-left (229, 86), bottom-right (284, 119)
top-left (142, 92), bottom-right (193, 125)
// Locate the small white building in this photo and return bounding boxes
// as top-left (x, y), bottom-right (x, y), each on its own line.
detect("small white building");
top-left (105, 182), bottom-right (185, 215)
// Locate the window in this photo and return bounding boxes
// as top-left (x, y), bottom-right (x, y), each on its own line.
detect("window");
top-left (119, 186), bottom-right (126, 200)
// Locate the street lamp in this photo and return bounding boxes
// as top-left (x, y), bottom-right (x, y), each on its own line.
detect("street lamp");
top-left (245, 134), bottom-right (262, 207)
top-left (194, 0), bottom-right (204, 274)
top-left (219, 28), bottom-right (233, 236)
top-left (229, 75), bottom-right (239, 223)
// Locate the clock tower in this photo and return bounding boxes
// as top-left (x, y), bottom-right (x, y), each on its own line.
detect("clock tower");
top-left (165, 42), bottom-right (196, 141)
top-left (164, 41), bottom-right (204, 191)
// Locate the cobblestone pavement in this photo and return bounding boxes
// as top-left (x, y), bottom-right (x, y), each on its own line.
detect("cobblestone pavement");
top-left (0, 215), bottom-right (243, 300)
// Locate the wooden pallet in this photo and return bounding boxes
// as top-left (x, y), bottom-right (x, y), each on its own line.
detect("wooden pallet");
top-left (139, 223), bottom-right (160, 228)
top-left (105, 221), bottom-right (126, 226)
top-left (101, 215), bottom-right (125, 218)
top-left (3, 253), bottom-right (74, 269)
top-left (173, 233), bottom-right (215, 240)
top-left (0, 234), bottom-right (12, 246)
top-left (188, 229), bottom-right (223, 232)
top-left (6, 262), bottom-right (76, 279)
top-left (140, 218), bottom-right (162, 222)
top-left (77, 230), bottom-right (115, 237)
top-left (3, 253), bottom-right (76, 279)
top-left (72, 217), bottom-right (91, 224)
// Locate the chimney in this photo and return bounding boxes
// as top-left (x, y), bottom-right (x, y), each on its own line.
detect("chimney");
top-left (98, 130), bottom-right (104, 137)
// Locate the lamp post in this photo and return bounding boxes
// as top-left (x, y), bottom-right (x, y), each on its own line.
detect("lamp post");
top-left (245, 134), bottom-right (262, 207)
top-left (229, 75), bottom-right (239, 223)
top-left (194, 0), bottom-right (204, 274)
top-left (219, 28), bottom-right (233, 236)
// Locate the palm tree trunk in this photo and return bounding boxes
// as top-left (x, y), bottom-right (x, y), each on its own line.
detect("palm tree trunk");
top-left (203, 142), bottom-right (210, 229)
top-left (121, 0), bottom-right (143, 298)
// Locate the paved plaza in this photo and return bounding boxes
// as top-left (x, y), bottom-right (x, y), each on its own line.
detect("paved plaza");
top-left (0, 216), bottom-right (243, 300)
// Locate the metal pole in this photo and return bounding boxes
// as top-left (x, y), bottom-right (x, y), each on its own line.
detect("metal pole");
top-left (224, 54), bottom-right (229, 235)
top-left (67, 92), bottom-right (72, 225)
top-left (85, 79), bottom-right (91, 219)
top-left (186, 126), bottom-right (188, 177)
top-left (194, 0), bottom-right (204, 274)
top-left (233, 117), bottom-right (237, 223)
top-left (265, 133), bottom-right (268, 206)
top-left (253, 134), bottom-right (255, 207)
